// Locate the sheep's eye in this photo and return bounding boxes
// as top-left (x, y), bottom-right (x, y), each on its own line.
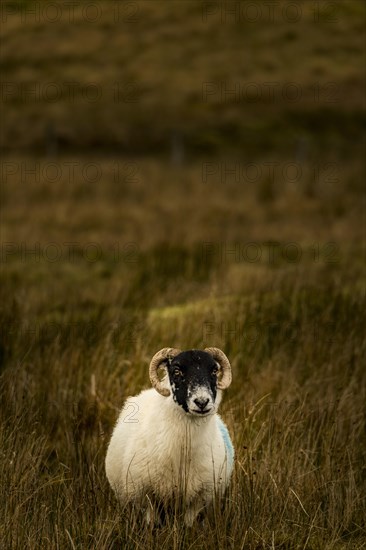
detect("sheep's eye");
top-left (173, 368), bottom-right (182, 377)
top-left (212, 368), bottom-right (218, 376)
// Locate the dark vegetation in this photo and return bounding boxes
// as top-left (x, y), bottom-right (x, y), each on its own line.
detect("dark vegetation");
top-left (1, 1), bottom-right (365, 548)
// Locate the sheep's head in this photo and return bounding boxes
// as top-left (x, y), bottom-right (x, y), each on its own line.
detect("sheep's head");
top-left (149, 348), bottom-right (232, 416)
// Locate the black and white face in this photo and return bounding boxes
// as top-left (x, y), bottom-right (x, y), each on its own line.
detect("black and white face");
top-left (166, 350), bottom-right (221, 417)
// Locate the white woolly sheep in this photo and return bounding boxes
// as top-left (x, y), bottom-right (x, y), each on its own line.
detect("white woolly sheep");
top-left (105, 347), bottom-right (234, 526)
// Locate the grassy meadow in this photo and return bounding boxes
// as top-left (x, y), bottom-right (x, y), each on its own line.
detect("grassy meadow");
top-left (1, 1), bottom-right (366, 549)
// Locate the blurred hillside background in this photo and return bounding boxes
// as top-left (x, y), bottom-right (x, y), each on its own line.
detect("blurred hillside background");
top-left (1, 1), bottom-right (366, 549)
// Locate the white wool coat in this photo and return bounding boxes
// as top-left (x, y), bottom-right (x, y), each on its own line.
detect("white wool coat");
top-left (105, 388), bottom-right (234, 505)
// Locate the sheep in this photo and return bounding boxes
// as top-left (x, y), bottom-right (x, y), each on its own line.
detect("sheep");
top-left (105, 347), bottom-right (234, 526)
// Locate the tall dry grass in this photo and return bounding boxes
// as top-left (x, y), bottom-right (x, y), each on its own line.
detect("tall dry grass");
top-left (1, 154), bottom-right (365, 549)
top-left (1, 1), bottom-right (365, 546)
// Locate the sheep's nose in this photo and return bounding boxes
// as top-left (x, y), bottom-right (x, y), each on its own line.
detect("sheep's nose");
top-left (194, 398), bottom-right (209, 410)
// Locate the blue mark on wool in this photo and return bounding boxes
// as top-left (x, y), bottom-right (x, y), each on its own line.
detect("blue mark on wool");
top-left (217, 417), bottom-right (234, 470)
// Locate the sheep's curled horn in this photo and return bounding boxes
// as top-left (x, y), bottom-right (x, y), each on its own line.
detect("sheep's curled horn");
top-left (149, 347), bottom-right (232, 397)
top-left (204, 347), bottom-right (232, 390)
top-left (149, 348), bottom-right (181, 397)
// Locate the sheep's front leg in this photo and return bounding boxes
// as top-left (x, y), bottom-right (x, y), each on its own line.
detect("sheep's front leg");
top-left (145, 498), bottom-right (167, 527)
top-left (184, 497), bottom-right (206, 526)
top-left (145, 505), bottom-right (154, 525)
